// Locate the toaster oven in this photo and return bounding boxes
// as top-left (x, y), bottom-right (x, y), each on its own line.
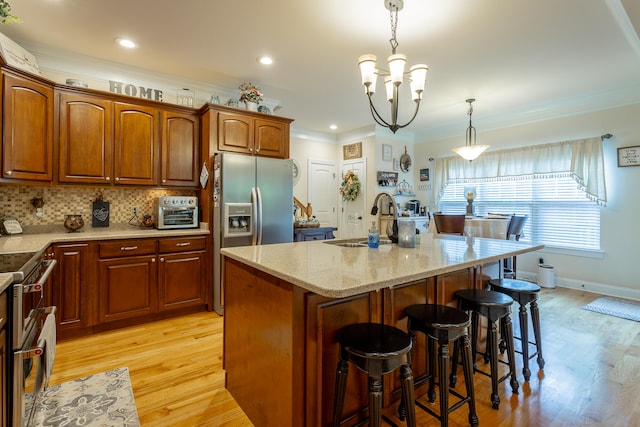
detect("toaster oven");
top-left (156, 196), bottom-right (199, 229)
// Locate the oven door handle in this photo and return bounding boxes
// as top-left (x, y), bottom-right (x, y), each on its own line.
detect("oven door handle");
top-left (22, 259), bottom-right (57, 293)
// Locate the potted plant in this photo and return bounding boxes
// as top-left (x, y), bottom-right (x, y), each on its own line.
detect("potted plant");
top-left (0, 1), bottom-right (21, 24)
top-left (238, 82), bottom-right (263, 111)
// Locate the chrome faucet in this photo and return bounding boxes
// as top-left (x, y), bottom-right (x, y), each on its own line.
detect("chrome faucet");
top-left (371, 192), bottom-right (399, 243)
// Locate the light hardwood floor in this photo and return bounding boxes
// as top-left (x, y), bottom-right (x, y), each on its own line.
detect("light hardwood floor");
top-left (52, 287), bottom-right (640, 426)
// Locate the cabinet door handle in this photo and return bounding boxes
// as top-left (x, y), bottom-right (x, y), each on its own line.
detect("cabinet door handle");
top-left (120, 246), bottom-right (138, 251)
top-left (176, 242), bottom-right (190, 247)
top-left (115, 177), bottom-right (120, 182)
top-left (152, 258), bottom-right (156, 263)
top-left (6, 171), bottom-right (12, 175)
top-left (160, 257), bottom-right (165, 262)
top-left (106, 177), bottom-right (111, 182)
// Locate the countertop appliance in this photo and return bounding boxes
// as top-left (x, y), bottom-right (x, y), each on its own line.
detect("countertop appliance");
top-left (212, 152), bottom-right (293, 315)
top-left (156, 196), bottom-right (199, 229)
top-left (1, 249), bottom-right (57, 426)
top-left (406, 200), bottom-right (421, 215)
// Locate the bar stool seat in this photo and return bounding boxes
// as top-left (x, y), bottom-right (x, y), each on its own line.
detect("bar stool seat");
top-left (488, 278), bottom-right (545, 381)
top-left (332, 323), bottom-right (416, 427)
top-left (454, 289), bottom-right (519, 409)
top-left (403, 304), bottom-right (479, 427)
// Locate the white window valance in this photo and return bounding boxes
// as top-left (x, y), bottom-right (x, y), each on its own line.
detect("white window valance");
top-left (433, 137), bottom-right (607, 206)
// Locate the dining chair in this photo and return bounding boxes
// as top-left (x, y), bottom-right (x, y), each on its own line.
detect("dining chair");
top-left (433, 214), bottom-right (466, 235)
top-left (504, 215), bottom-right (528, 278)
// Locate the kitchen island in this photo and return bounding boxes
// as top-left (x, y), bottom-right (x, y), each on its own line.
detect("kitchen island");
top-left (221, 234), bottom-right (544, 427)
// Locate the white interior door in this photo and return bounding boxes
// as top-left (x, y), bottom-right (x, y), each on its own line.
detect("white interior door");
top-left (340, 159), bottom-right (367, 239)
top-left (308, 160), bottom-right (337, 227)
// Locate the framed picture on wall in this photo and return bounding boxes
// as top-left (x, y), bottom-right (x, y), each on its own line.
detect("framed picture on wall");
top-left (382, 144), bottom-right (392, 161)
top-left (343, 142), bottom-right (362, 160)
top-left (617, 145), bottom-right (640, 167)
top-left (419, 168), bottom-right (430, 181)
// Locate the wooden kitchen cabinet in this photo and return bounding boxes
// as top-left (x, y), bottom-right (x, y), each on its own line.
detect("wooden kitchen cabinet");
top-left (113, 102), bottom-right (159, 186)
top-left (52, 243), bottom-right (95, 339)
top-left (215, 107), bottom-right (291, 159)
top-left (0, 293), bottom-right (7, 427)
top-left (57, 91), bottom-right (113, 184)
top-left (97, 239), bottom-right (158, 323)
top-left (1, 71), bottom-right (54, 182)
top-left (157, 236), bottom-right (206, 311)
top-left (160, 109), bottom-right (199, 187)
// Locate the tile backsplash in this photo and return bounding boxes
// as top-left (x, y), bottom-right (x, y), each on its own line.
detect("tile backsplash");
top-left (0, 185), bottom-right (196, 227)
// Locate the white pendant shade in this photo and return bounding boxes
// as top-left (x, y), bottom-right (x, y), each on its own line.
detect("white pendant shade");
top-left (452, 98), bottom-right (489, 161)
top-left (387, 53), bottom-right (406, 84)
top-left (409, 64), bottom-right (428, 101)
top-left (384, 77), bottom-right (394, 102)
top-left (358, 54), bottom-right (377, 95)
top-left (451, 145), bottom-right (490, 161)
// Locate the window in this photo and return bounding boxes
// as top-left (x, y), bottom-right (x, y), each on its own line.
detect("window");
top-left (438, 176), bottom-right (601, 251)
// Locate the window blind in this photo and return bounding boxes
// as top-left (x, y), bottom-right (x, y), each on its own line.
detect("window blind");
top-left (439, 176), bottom-right (601, 251)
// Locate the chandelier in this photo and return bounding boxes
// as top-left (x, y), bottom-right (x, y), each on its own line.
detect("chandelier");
top-left (451, 98), bottom-right (490, 161)
top-left (358, 0), bottom-right (428, 134)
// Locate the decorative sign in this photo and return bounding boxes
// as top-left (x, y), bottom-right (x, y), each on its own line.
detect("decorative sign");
top-left (200, 162), bottom-right (209, 189)
top-left (377, 171), bottom-right (398, 186)
top-left (109, 80), bottom-right (163, 101)
top-left (343, 142), bottom-right (362, 160)
top-left (382, 144), bottom-right (392, 161)
top-left (92, 201), bottom-right (110, 227)
top-left (0, 32), bottom-right (41, 75)
top-left (617, 145), bottom-right (640, 167)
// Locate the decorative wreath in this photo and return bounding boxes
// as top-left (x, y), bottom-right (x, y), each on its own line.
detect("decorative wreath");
top-left (339, 170), bottom-right (361, 201)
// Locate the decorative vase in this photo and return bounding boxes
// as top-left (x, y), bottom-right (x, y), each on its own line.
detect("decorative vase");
top-left (245, 101), bottom-right (259, 111)
top-left (64, 214), bottom-right (85, 232)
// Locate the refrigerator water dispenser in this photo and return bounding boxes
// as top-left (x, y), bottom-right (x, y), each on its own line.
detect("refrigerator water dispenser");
top-left (224, 203), bottom-right (253, 238)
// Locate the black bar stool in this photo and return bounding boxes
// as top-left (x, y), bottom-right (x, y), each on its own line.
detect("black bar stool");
top-left (332, 323), bottom-right (416, 427)
top-left (402, 304), bottom-right (478, 427)
top-left (488, 278), bottom-right (545, 381)
top-left (453, 289), bottom-right (519, 409)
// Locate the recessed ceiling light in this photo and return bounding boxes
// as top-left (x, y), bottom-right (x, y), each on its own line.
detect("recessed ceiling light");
top-left (116, 38), bottom-right (136, 49)
top-left (257, 56), bottom-right (273, 65)
top-left (329, 124), bottom-right (338, 130)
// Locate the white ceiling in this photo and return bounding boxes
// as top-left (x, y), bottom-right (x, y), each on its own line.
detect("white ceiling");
top-left (2, 0), bottom-right (640, 141)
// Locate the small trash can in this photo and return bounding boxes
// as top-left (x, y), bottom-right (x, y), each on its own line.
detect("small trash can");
top-left (538, 264), bottom-right (555, 288)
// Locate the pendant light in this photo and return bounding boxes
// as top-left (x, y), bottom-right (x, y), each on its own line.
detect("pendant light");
top-left (452, 98), bottom-right (490, 161)
top-left (358, 0), bottom-right (428, 134)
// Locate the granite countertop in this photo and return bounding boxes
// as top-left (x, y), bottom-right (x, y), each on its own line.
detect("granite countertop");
top-left (0, 223), bottom-right (210, 254)
top-left (0, 273), bottom-right (11, 294)
top-left (221, 234), bottom-right (544, 298)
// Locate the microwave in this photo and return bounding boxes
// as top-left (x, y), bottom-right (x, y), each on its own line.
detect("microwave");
top-left (156, 196), bottom-right (199, 229)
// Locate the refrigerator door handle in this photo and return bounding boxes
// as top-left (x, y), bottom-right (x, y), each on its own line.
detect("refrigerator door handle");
top-left (251, 187), bottom-right (259, 245)
top-left (256, 187), bottom-right (263, 245)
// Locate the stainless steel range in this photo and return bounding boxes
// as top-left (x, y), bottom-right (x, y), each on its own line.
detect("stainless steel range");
top-left (1, 249), bottom-right (57, 426)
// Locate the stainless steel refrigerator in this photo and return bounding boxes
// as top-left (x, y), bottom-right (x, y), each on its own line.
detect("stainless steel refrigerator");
top-left (212, 152), bottom-right (293, 315)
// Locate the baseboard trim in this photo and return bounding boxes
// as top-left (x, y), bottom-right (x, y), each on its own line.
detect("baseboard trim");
top-left (517, 270), bottom-right (640, 301)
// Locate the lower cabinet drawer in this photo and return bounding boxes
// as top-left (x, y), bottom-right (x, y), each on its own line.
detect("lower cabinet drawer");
top-left (158, 236), bottom-right (206, 253)
top-left (99, 239), bottom-right (157, 258)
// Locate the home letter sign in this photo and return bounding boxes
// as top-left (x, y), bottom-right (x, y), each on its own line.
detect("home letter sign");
top-left (109, 80), bottom-right (163, 101)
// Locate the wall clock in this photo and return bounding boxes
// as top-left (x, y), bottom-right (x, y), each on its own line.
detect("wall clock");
top-left (292, 159), bottom-right (301, 182)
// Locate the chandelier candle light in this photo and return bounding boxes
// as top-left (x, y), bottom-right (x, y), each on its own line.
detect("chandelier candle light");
top-left (452, 98), bottom-right (490, 161)
top-left (358, 0), bottom-right (428, 133)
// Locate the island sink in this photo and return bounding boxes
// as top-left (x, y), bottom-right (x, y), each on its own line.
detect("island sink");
top-left (323, 238), bottom-right (394, 247)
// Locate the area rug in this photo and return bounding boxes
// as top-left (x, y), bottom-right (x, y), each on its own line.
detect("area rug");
top-left (25, 367), bottom-right (140, 427)
top-left (582, 296), bottom-right (640, 322)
